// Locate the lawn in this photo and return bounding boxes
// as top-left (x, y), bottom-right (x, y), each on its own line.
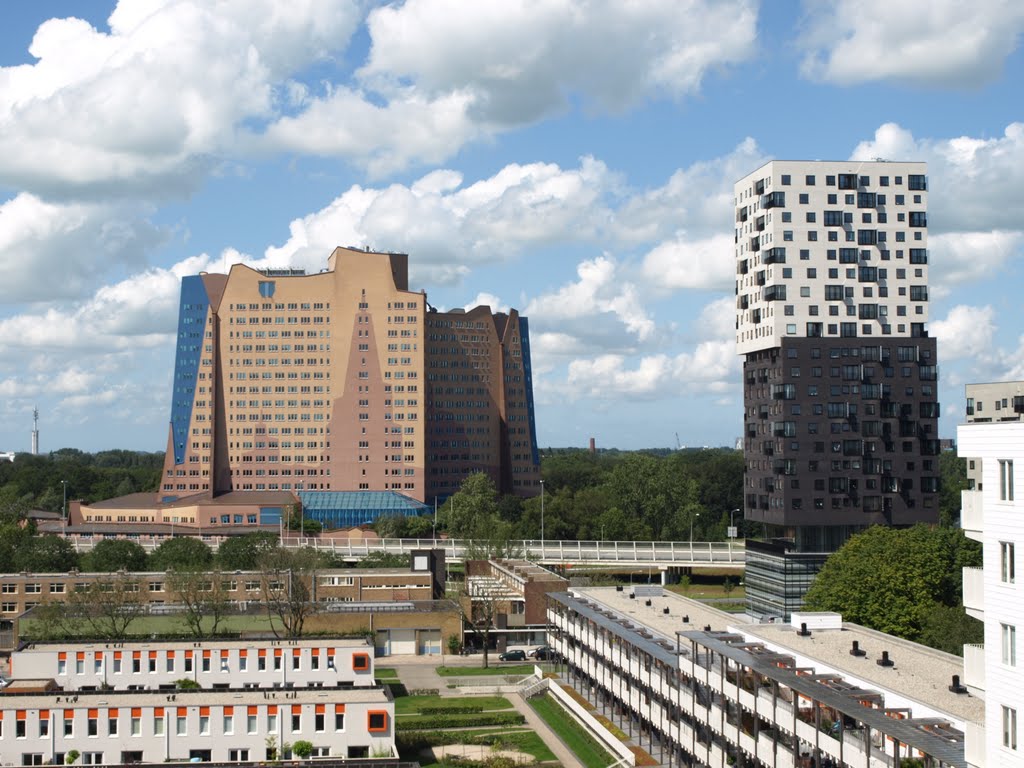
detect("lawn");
top-left (20, 612), bottom-right (282, 638)
top-left (436, 663), bottom-right (535, 676)
top-left (529, 693), bottom-right (615, 768)
top-left (373, 667), bottom-right (399, 680)
top-left (395, 695), bottom-right (512, 715)
top-left (395, 694), bottom-right (555, 765)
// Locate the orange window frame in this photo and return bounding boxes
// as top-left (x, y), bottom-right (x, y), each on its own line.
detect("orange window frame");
top-left (366, 710), bottom-right (389, 733)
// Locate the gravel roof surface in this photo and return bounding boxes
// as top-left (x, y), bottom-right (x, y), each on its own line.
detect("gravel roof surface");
top-left (737, 621), bottom-right (984, 725)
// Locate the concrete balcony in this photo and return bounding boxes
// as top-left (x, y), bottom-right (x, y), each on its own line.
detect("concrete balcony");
top-left (961, 489), bottom-right (983, 543)
top-left (964, 566), bottom-right (985, 621)
top-left (966, 720), bottom-right (986, 768)
top-left (963, 643), bottom-right (985, 694)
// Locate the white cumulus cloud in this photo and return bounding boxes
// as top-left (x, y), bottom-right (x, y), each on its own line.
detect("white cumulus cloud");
top-left (799, 0), bottom-right (1024, 87)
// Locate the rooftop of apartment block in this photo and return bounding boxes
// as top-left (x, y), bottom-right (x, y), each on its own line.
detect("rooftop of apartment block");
top-left (566, 587), bottom-right (982, 725)
top-left (18, 637), bottom-right (372, 653)
top-left (0, 686), bottom-right (390, 707)
top-left (739, 621), bottom-right (983, 724)
top-left (569, 586), bottom-right (737, 640)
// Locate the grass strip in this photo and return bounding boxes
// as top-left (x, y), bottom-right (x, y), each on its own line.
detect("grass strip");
top-left (396, 712), bottom-right (525, 731)
top-left (529, 693), bottom-right (615, 768)
top-left (436, 664), bottom-right (535, 676)
top-left (395, 695), bottom-right (513, 715)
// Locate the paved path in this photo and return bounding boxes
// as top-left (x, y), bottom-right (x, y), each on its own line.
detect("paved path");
top-left (386, 655), bottom-right (585, 768)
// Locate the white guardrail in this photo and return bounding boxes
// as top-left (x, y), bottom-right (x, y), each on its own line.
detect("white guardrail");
top-left (68, 534), bottom-right (745, 567)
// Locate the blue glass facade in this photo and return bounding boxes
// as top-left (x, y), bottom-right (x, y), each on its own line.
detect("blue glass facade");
top-left (519, 316), bottom-right (540, 466)
top-left (298, 491), bottom-right (430, 528)
top-left (169, 276), bottom-right (210, 465)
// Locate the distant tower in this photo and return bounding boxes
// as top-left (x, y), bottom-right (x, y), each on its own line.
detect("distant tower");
top-left (31, 407), bottom-right (39, 455)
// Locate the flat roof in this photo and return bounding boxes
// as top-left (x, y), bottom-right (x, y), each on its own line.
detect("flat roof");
top-left (568, 587), bottom-right (983, 724)
top-left (737, 621), bottom-right (983, 725)
top-left (572, 586), bottom-right (737, 639)
top-left (0, 686), bottom-right (390, 707)
top-left (690, 631), bottom-right (967, 768)
top-left (20, 637), bottom-right (372, 652)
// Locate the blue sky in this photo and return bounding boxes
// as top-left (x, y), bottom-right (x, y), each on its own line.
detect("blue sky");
top-left (0, 0), bottom-right (1022, 454)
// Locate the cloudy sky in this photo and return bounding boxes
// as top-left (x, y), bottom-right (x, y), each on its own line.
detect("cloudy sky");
top-left (1, 0), bottom-right (1022, 454)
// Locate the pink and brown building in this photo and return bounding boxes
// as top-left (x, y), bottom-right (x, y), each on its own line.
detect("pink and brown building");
top-left (161, 247), bottom-right (540, 505)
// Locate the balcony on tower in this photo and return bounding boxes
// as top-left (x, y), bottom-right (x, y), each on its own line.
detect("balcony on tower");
top-left (960, 489), bottom-right (983, 542)
top-left (963, 566), bottom-right (984, 621)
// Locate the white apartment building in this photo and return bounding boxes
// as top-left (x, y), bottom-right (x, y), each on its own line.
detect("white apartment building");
top-left (548, 586), bottom-right (975, 767)
top-left (959, 419), bottom-right (1024, 767)
top-left (0, 686), bottom-right (394, 765)
top-left (10, 638), bottom-right (377, 691)
top-left (735, 161), bottom-right (930, 355)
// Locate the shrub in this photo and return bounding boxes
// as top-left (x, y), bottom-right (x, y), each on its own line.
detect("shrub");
top-left (291, 740), bottom-right (313, 759)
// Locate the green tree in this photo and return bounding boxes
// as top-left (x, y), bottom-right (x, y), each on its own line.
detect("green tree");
top-left (217, 532), bottom-right (279, 570)
top-left (357, 551), bottom-right (409, 568)
top-left (149, 537), bottom-right (213, 571)
top-left (938, 450), bottom-right (968, 528)
top-left (918, 604), bottom-right (984, 655)
top-left (291, 741), bottom-right (313, 759)
top-left (81, 539), bottom-right (148, 572)
top-left (442, 472), bottom-right (500, 539)
top-left (804, 525), bottom-right (981, 643)
top-left (403, 513), bottom-right (434, 538)
top-left (14, 534), bottom-right (79, 572)
top-left (285, 510), bottom-right (322, 535)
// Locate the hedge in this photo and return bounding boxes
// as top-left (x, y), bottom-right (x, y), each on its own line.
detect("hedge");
top-left (395, 712), bottom-right (526, 731)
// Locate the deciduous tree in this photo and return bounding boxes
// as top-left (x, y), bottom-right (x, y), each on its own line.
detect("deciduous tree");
top-left (258, 548), bottom-right (323, 638)
top-left (81, 539), bottom-right (148, 572)
top-left (67, 573), bottom-right (147, 640)
top-left (149, 536), bottom-right (213, 571)
top-left (804, 524), bottom-right (981, 644)
top-left (217, 531), bottom-right (278, 570)
top-left (168, 569), bottom-right (231, 637)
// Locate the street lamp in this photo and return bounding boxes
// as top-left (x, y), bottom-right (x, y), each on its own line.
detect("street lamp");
top-left (689, 512), bottom-right (700, 544)
top-left (729, 508), bottom-right (740, 539)
top-left (60, 480), bottom-right (67, 535)
top-left (539, 479), bottom-right (545, 555)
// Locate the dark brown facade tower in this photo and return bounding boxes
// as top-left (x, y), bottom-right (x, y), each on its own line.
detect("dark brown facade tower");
top-left (425, 307), bottom-right (540, 499)
top-left (735, 162), bottom-right (939, 618)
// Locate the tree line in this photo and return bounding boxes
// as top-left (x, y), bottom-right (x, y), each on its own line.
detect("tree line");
top-left (375, 448), bottom-right (747, 543)
top-left (0, 448), bottom-right (163, 513)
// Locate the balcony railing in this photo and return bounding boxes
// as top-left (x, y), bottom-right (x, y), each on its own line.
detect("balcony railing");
top-left (963, 566), bottom-right (984, 622)
top-left (963, 643), bottom-right (985, 693)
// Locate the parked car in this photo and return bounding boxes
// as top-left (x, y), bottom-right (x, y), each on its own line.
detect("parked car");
top-left (527, 645), bottom-right (553, 659)
top-left (498, 649), bottom-right (527, 661)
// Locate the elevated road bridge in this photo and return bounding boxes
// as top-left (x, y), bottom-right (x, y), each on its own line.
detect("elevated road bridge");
top-left (285, 537), bottom-right (746, 573)
top-left (65, 533), bottom-right (745, 573)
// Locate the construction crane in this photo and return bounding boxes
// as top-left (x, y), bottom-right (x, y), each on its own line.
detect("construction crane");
top-left (675, 432), bottom-right (682, 450)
